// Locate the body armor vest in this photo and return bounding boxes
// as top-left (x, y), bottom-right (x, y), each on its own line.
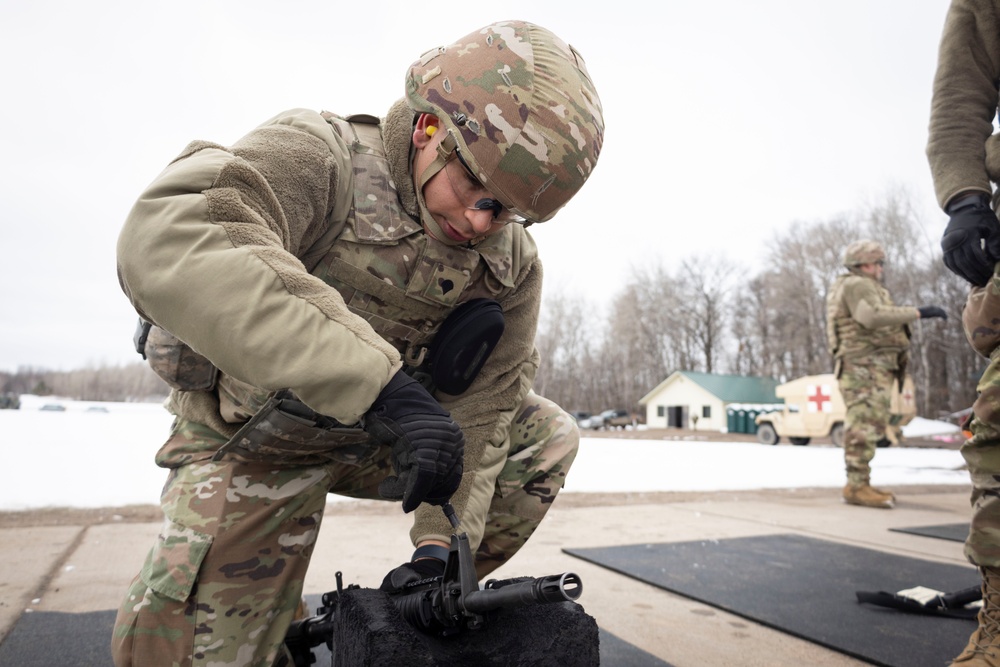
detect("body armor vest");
top-left (311, 113), bottom-right (515, 366)
top-left (198, 113), bottom-right (527, 464)
top-left (826, 274), bottom-right (911, 360)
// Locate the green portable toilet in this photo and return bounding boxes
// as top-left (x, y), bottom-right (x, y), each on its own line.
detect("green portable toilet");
top-left (727, 407), bottom-right (737, 433)
top-left (736, 409), bottom-right (748, 433)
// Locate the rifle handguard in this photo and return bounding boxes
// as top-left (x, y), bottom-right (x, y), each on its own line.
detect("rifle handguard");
top-left (391, 532), bottom-right (583, 635)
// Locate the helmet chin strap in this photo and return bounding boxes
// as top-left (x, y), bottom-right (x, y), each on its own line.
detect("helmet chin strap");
top-left (413, 131), bottom-right (466, 247)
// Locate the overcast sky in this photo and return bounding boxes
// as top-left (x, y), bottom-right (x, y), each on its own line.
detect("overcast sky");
top-left (0, 0), bottom-right (955, 372)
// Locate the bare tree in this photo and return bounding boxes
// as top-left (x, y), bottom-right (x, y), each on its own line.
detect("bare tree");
top-left (729, 276), bottom-right (775, 377)
top-left (1, 363), bottom-right (169, 402)
top-left (534, 289), bottom-right (601, 412)
top-left (673, 256), bottom-right (739, 374)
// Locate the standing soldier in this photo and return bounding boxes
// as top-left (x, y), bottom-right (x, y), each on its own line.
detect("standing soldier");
top-left (111, 20), bottom-right (604, 667)
top-left (927, 2), bottom-right (1000, 664)
top-left (826, 241), bottom-right (947, 508)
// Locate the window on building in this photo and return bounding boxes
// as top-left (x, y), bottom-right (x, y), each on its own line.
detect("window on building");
top-left (657, 406), bottom-right (665, 417)
top-left (702, 405), bottom-right (711, 419)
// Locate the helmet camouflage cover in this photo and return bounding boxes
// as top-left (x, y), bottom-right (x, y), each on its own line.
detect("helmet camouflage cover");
top-left (843, 240), bottom-right (886, 267)
top-left (406, 20), bottom-right (605, 223)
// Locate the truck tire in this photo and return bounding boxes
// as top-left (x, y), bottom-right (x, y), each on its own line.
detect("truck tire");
top-left (830, 423), bottom-right (845, 447)
top-left (789, 437), bottom-right (811, 446)
top-left (756, 423), bottom-right (779, 445)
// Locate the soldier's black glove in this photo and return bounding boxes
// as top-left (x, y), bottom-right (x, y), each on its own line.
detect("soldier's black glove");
top-left (941, 192), bottom-right (1000, 287)
top-left (379, 557), bottom-right (446, 593)
top-left (917, 305), bottom-right (947, 320)
top-left (364, 370), bottom-right (464, 513)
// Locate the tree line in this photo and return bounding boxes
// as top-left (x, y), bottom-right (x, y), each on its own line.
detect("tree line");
top-left (533, 187), bottom-right (982, 420)
top-left (0, 363), bottom-right (170, 403)
top-left (1, 187), bottom-right (983, 423)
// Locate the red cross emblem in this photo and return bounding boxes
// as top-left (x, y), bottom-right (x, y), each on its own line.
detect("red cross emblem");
top-left (807, 385), bottom-right (832, 413)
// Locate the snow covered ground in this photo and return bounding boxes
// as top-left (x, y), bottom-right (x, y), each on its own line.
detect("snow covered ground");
top-left (0, 395), bottom-right (970, 511)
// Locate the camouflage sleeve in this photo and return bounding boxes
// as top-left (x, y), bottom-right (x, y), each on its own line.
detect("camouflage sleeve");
top-left (842, 278), bottom-right (919, 329)
top-left (927, 0), bottom-right (1000, 208)
top-left (116, 109), bottom-right (401, 425)
top-left (409, 249), bottom-right (543, 549)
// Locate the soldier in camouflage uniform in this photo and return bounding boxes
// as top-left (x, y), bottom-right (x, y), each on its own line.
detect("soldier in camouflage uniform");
top-left (111, 21), bottom-right (604, 667)
top-left (928, 2), bottom-right (1000, 663)
top-left (826, 241), bottom-right (946, 509)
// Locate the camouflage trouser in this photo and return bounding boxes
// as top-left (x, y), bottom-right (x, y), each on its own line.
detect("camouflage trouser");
top-left (111, 391), bottom-right (577, 667)
top-left (963, 346), bottom-right (1000, 566)
top-left (838, 355), bottom-right (896, 487)
top-left (959, 282), bottom-right (1000, 566)
top-left (474, 393), bottom-right (578, 579)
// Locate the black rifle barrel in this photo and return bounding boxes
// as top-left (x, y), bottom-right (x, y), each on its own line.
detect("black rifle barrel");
top-left (283, 615), bottom-right (335, 649)
top-left (463, 573), bottom-right (582, 614)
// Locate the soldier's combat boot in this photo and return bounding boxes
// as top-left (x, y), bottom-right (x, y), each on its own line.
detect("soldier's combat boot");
top-left (869, 486), bottom-right (897, 503)
top-left (951, 567), bottom-right (1000, 666)
top-left (842, 483), bottom-right (894, 509)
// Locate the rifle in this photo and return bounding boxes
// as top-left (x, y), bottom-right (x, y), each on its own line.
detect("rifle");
top-left (284, 508), bottom-right (583, 665)
top-left (283, 571), bottom-right (358, 666)
top-left (392, 530), bottom-right (582, 635)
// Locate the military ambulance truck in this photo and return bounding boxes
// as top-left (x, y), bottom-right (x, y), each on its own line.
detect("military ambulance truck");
top-left (754, 373), bottom-right (916, 447)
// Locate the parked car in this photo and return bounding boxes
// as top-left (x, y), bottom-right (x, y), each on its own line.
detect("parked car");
top-left (39, 404), bottom-right (66, 412)
top-left (600, 409), bottom-right (632, 429)
top-left (581, 409), bottom-right (632, 430)
top-left (569, 410), bottom-right (592, 423)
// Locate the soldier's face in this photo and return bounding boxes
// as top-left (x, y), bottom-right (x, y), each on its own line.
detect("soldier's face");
top-left (859, 261), bottom-right (884, 281)
top-left (412, 121), bottom-right (507, 244)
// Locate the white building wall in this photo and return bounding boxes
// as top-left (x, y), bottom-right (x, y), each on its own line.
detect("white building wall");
top-left (643, 376), bottom-right (727, 431)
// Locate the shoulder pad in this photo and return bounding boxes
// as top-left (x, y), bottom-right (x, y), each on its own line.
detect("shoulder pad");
top-left (344, 113), bottom-right (381, 125)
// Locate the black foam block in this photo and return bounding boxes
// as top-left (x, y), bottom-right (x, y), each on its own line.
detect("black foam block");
top-left (0, 593), bottom-right (668, 667)
top-left (300, 593), bottom-right (670, 667)
top-left (329, 587), bottom-right (599, 666)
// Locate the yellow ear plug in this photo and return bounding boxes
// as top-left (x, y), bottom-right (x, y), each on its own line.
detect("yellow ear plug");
top-left (426, 126), bottom-right (437, 137)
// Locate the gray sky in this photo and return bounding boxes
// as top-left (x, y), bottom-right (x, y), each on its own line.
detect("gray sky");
top-left (0, 0), bottom-right (953, 372)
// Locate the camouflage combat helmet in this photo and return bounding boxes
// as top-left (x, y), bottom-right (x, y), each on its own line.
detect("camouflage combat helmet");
top-left (843, 240), bottom-right (886, 268)
top-left (406, 20), bottom-right (605, 226)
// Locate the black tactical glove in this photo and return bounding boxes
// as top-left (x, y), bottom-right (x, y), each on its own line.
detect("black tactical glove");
top-left (379, 557), bottom-right (446, 593)
top-left (364, 370), bottom-right (464, 513)
top-left (941, 192), bottom-right (1000, 287)
top-left (917, 305), bottom-right (947, 320)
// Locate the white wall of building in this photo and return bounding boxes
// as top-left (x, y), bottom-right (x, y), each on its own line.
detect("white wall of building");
top-left (642, 374), bottom-right (727, 431)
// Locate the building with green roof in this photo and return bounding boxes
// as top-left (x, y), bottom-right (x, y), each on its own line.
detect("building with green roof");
top-left (639, 371), bottom-right (781, 431)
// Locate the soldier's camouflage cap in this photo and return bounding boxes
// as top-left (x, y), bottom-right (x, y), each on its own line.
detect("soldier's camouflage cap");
top-left (843, 240), bottom-right (886, 267)
top-left (406, 20), bottom-right (605, 223)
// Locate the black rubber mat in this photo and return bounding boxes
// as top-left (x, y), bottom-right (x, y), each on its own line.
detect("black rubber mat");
top-left (0, 602), bottom-right (672, 667)
top-left (0, 609), bottom-right (116, 667)
top-left (564, 533), bottom-right (977, 667)
top-left (889, 522), bottom-right (969, 543)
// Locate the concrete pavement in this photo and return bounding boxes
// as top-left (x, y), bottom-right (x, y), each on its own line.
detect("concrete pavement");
top-left (0, 483), bottom-right (976, 666)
